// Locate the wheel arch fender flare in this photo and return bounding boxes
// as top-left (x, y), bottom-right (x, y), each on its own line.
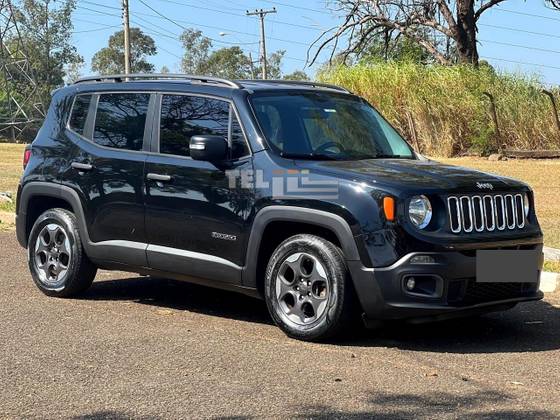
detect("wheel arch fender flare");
top-left (17, 182), bottom-right (89, 249)
top-left (241, 205), bottom-right (362, 289)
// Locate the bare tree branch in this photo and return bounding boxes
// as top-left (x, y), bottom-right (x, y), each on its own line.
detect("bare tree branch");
top-left (475, 0), bottom-right (507, 20)
top-left (436, 0), bottom-right (457, 28)
top-left (308, 0), bottom-right (512, 67)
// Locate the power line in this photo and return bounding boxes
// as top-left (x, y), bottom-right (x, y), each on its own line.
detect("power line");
top-left (81, 0), bottom-right (121, 10)
top-left (257, 0), bottom-right (331, 15)
top-left (494, 7), bottom-right (560, 23)
top-left (75, 4), bottom-right (313, 47)
top-left (72, 24), bottom-right (121, 34)
top-left (132, 9), bottom-right (310, 46)
top-left (482, 56), bottom-right (560, 72)
top-left (151, 0), bottom-right (320, 31)
top-left (131, 7), bottom-right (258, 46)
top-left (479, 23), bottom-right (560, 40)
top-left (480, 38), bottom-right (560, 55)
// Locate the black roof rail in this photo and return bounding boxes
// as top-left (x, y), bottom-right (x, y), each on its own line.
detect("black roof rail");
top-left (240, 79), bottom-right (351, 93)
top-left (74, 73), bottom-right (242, 89)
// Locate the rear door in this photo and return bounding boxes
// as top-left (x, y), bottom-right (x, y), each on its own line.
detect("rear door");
top-left (144, 93), bottom-right (254, 284)
top-left (64, 91), bottom-right (153, 266)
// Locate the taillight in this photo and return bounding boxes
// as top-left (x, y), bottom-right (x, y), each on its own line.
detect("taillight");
top-left (23, 148), bottom-right (32, 169)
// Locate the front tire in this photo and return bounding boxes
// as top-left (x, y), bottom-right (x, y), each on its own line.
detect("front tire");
top-left (28, 208), bottom-right (97, 297)
top-left (264, 234), bottom-right (355, 341)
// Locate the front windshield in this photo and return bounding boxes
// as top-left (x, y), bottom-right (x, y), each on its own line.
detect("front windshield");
top-left (250, 91), bottom-right (414, 160)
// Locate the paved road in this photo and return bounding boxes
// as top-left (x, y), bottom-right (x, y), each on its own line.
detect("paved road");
top-left (1, 231), bottom-right (560, 419)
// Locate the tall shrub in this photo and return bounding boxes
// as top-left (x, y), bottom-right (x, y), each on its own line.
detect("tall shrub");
top-left (319, 63), bottom-right (560, 157)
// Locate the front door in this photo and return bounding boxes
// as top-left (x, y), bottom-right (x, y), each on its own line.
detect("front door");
top-left (144, 93), bottom-right (254, 284)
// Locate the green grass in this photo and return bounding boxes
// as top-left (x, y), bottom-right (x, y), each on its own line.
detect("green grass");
top-left (320, 63), bottom-right (560, 157)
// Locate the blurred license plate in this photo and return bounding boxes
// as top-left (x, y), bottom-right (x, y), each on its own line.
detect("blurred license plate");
top-left (476, 250), bottom-right (539, 283)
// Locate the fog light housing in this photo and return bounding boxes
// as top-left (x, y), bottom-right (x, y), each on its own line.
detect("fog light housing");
top-left (405, 277), bottom-right (416, 291)
top-left (402, 274), bottom-right (443, 298)
top-left (410, 255), bottom-right (436, 264)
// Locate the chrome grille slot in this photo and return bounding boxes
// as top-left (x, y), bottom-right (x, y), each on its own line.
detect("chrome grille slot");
top-left (448, 197), bottom-right (461, 233)
top-left (514, 194), bottom-right (525, 228)
top-left (505, 194), bottom-right (516, 229)
top-left (483, 195), bottom-right (495, 231)
top-left (459, 196), bottom-right (473, 232)
top-left (495, 195), bottom-right (506, 231)
top-left (472, 196), bottom-right (484, 232)
top-left (447, 193), bottom-right (525, 234)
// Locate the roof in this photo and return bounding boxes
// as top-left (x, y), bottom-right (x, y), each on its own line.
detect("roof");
top-left (73, 74), bottom-right (350, 94)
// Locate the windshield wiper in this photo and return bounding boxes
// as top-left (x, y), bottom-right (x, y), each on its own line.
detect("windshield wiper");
top-left (371, 154), bottom-right (412, 159)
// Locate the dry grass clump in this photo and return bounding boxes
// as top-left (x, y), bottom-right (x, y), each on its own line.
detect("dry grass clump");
top-left (320, 63), bottom-right (560, 157)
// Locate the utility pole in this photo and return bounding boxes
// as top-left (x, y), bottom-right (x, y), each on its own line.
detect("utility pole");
top-left (248, 52), bottom-right (256, 79)
top-left (122, 0), bottom-right (131, 75)
top-left (246, 8), bottom-right (276, 80)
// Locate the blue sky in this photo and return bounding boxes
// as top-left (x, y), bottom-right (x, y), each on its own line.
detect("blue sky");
top-left (72, 0), bottom-right (560, 85)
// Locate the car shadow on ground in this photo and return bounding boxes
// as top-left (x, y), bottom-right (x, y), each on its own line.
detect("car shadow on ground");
top-left (84, 275), bottom-right (560, 354)
top-left (82, 275), bottom-right (273, 326)
top-left (70, 389), bottom-right (557, 419)
top-left (339, 299), bottom-right (560, 354)
top-left (295, 389), bottom-right (556, 419)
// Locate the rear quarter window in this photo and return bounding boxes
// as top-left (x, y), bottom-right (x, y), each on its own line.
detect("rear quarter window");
top-left (68, 94), bottom-right (92, 136)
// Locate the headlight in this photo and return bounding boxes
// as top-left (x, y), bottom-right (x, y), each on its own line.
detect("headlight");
top-left (408, 195), bottom-right (432, 229)
top-left (524, 193), bottom-right (530, 217)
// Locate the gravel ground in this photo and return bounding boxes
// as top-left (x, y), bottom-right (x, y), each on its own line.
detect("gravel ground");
top-left (1, 231), bottom-right (560, 419)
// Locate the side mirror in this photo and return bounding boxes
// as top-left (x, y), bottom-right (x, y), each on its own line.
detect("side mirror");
top-left (189, 135), bottom-right (228, 162)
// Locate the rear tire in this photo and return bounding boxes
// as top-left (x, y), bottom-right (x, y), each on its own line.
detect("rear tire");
top-left (28, 208), bottom-right (97, 297)
top-left (264, 234), bottom-right (355, 341)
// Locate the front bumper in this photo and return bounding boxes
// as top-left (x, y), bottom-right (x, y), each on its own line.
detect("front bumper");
top-left (347, 245), bottom-right (544, 326)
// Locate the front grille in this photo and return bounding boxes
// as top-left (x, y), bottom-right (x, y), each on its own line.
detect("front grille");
top-left (447, 193), bottom-right (525, 234)
top-left (447, 280), bottom-right (537, 306)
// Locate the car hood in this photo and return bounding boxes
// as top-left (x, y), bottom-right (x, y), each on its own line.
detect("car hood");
top-left (296, 158), bottom-right (527, 193)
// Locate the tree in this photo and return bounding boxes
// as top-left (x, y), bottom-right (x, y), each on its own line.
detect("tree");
top-left (283, 70), bottom-right (310, 81)
top-left (310, 0), bottom-right (510, 66)
top-left (64, 58), bottom-right (84, 85)
top-left (256, 50), bottom-right (285, 79)
top-left (12, 0), bottom-right (82, 104)
top-left (180, 28), bottom-right (287, 79)
top-left (180, 28), bottom-right (212, 74)
top-left (202, 47), bottom-right (253, 79)
top-left (92, 28), bottom-right (157, 74)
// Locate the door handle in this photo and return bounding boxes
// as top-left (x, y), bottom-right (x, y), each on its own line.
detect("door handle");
top-left (146, 173), bottom-right (172, 182)
top-left (71, 162), bottom-right (93, 171)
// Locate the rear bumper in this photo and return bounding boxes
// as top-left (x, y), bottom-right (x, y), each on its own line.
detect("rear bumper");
top-left (347, 245), bottom-right (544, 325)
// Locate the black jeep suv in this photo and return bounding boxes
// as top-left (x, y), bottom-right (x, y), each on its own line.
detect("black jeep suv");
top-left (16, 74), bottom-right (544, 341)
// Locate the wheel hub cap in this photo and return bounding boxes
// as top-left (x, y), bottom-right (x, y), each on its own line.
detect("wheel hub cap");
top-left (275, 252), bottom-right (330, 326)
top-left (33, 223), bottom-right (71, 288)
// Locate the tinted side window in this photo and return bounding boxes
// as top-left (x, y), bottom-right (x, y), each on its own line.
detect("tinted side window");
top-left (69, 95), bottom-right (92, 136)
top-left (93, 93), bottom-right (150, 151)
top-left (160, 95), bottom-right (229, 157)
